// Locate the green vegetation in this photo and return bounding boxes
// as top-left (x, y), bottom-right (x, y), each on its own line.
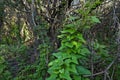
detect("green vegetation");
top-left (0, 0), bottom-right (120, 80)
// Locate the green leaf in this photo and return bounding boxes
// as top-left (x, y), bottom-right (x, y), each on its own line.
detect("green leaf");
top-left (69, 64), bottom-right (78, 74)
top-left (57, 35), bottom-right (64, 38)
top-left (91, 16), bottom-right (101, 23)
top-left (48, 59), bottom-right (63, 67)
top-left (61, 29), bottom-right (75, 34)
top-left (65, 42), bottom-right (74, 48)
top-left (59, 69), bottom-right (64, 73)
top-left (53, 52), bottom-right (62, 58)
top-left (73, 75), bottom-right (82, 80)
top-left (99, 45), bottom-right (106, 48)
top-left (69, 16), bottom-right (78, 21)
top-left (59, 70), bottom-right (72, 80)
top-left (94, 42), bottom-right (100, 50)
top-left (48, 65), bottom-right (60, 74)
top-left (84, 78), bottom-right (90, 80)
top-left (80, 48), bottom-right (90, 56)
top-left (77, 34), bottom-right (86, 43)
top-left (62, 53), bottom-right (71, 59)
top-left (67, 36), bottom-right (74, 41)
top-left (48, 61), bottom-right (54, 67)
top-left (99, 49), bottom-right (109, 57)
top-left (64, 59), bottom-right (71, 67)
top-left (46, 74), bottom-right (57, 80)
top-left (0, 57), bottom-right (5, 63)
top-left (71, 56), bottom-right (78, 64)
top-left (0, 65), bottom-right (6, 73)
top-left (72, 41), bottom-right (78, 48)
top-left (65, 24), bottom-right (75, 27)
top-left (85, 26), bottom-right (91, 29)
top-left (77, 66), bottom-right (91, 75)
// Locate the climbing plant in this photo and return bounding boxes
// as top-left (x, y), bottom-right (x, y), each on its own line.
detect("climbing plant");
top-left (47, 1), bottom-right (102, 80)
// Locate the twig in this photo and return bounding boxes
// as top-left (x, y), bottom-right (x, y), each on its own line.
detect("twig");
top-left (31, 0), bottom-right (37, 27)
top-left (110, 66), bottom-right (115, 80)
top-left (84, 58), bottom-right (117, 78)
top-left (83, 71), bottom-right (104, 77)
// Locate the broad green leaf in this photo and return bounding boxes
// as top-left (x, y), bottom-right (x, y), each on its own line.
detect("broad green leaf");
top-left (62, 53), bottom-right (71, 58)
top-left (77, 34), bottom-right (86, 43)
top-left (69, 16), bottom-right (78, 21)
top-left (65, 24), bottom-right (75, 27)
top-left (91, 16), bottom-right (101, 23)
top-left (48, 61), bottom-right (54, 66)
top-left (59, 69), bottom-right (64, 73)
top-left (57, 35), bottom-right (64, 38)
top-left (59, 70), bottom-right (72, 80)
top-left (72, 41), bottom-right (78, 48)
top-left (67, 36), bottom-right (74, 41)
top-left (80, 48), bottom-right (90, 56)
top-left (77, 66), bottom-right (91, 75)
top-left (58, 44), bottom-right (66, 50)
top-left (69, 64), bottom-right (78, 74)
top-left (64, 59), bottom-right (71, 67)
top-left (48, 65), bottom-right (60, 74)
top-left (71, 56), bottom-right (78, 64)
top-left (61, 29), bottom-right (75, 34)
top-left (53, 52), bottom-right (62, 58)
top-left (48, 59), bottom-right (63, 67)
top-left (73, 75), bottom-right (82, 80)
top-left (65, 42), bottom-right (74, 48)
top-left (46, 74), bottom-right (57, 80)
